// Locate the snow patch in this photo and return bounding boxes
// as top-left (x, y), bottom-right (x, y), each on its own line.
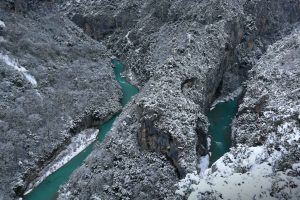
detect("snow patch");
top-left (187, 163), bottom-right (275, 200)
top-left (126, 68), bottom-right (138, 86)
top-left (177, 142), bottom-right (300, 199)
top-left (207, 137), bottom-right (211, 150)
top-left (177, 147), bottom-right (280, 200)
top-left (0, 36), bottom-right (5, 42)
top-left (198, 155), bottom-right (209, 177)
top-left (211, 87), bottom-right (243, 110)
top-left (292, 163), bottom-right (300, 172)
top-left (0, 20), bottom-right (5, 28)
top-left (177, 26), bottom-right (300, 200)
top-left (23, 73), bottom-right (37, 86)
top-left (187, 33), bottom-right (193, 43)
top-left (24, 129), bottom-right (98, 195)
top-left (0, 53), bottom-right (37, 86)
top-left (125, 31), bottom-right (133, 46)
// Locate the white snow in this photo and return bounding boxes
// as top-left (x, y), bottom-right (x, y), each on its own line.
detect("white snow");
top-left (187, 33), bottom-right (193, 43)
top-left (23, 73), bottom-right (37, 86)
top-left (58, 191), bottom-right (72, 200)
top-left (198, 155), bottom-right (209, 177)
top-left (0, 20), bottom-right (5, 28)
top-left (177, 145), bottom-right (300, 200)
top-left (0, 53), bottom-right (37, 86)
top-left (187, 163), bottom-right (275, 200)
top-left (0, 36), bottom-right (5, 42)
top-left (125, 31), bottom-right (133, 45)
top-left (211, 86), bottom-right (243, 110)
top-left (24, 129), bottom-right (98, 195)
top-left (207, 137), bottom-right (211, 150)
top-left (90, 195), bottom-right (102, 200)
top-left (176, 25), bottom-right (300, 200)
top-left (177, 133), bottom-right (300, 199)
top-left (292, 163), bottom-right (300, 172)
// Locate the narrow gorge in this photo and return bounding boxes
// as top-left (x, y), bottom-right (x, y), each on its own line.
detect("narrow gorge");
top-left (24, 60), bottom-right (138, 200)
top-left (0, 0), bottom-right (300, 200)
top-left (208, 98), bottom-right (240, 165)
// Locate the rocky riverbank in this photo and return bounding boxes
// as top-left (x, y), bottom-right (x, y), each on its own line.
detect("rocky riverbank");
top-left (177, 23), bottom-right (300, 200)
top-left (0, 1), bottom-right (121, 199)
top-left (58, 0), bottom-right (300, 199)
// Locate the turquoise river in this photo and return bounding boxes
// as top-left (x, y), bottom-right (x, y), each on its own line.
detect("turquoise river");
top-left (207, 98), bottom-right (239, 165)
top-left (24, 60), bottom-right (239, 199)
top-left (24, 60), bottom-right (139, 200)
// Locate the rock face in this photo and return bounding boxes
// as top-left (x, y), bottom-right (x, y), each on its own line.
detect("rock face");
top-left (0, 2), bottom-right (121, 199)
top-left (57, 0), bottom-right (300, 199)
top-left (1, 0), bottom-right (300, 199)
top-left (56, 0), bottom-right (243, 199)
top-left (178, 24), bottom-right (300, 200)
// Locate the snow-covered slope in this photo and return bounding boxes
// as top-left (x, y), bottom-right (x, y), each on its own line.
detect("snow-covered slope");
top-left (177, 25), bottom-right (300, 200)
top-left (0, 3), bottom-right (122, 199)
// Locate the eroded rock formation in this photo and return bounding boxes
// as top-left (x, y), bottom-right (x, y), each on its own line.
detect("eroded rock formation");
top-left (0, 1), bottom-right (121, 199)
top-left (0, 0), bottom-right (299, 199)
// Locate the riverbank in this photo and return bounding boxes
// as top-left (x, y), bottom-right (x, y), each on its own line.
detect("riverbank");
top-left (24, 129), bottom-right (98, 195)
top-left (23, 60), bottom-right (138, 200)
top-left (0, 5), bottom-right (122, 199)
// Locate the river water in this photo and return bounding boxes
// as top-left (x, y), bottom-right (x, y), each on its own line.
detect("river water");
top-left (24, 60), bottom-right (238, 199)
top-left (24, 60), bottom-right (138, 200)
top-left (207, 98), bottom-right (239, 165)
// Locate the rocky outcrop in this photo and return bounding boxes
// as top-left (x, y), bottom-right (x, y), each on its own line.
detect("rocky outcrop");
top-left (178, 23), bottom-right (300, 200)
top-left (57, 0), bottom-right (300, 199)
top-left (1, 0), bottom-right (300, 199)
top-left (0, 4), bottom-right (121, 200)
